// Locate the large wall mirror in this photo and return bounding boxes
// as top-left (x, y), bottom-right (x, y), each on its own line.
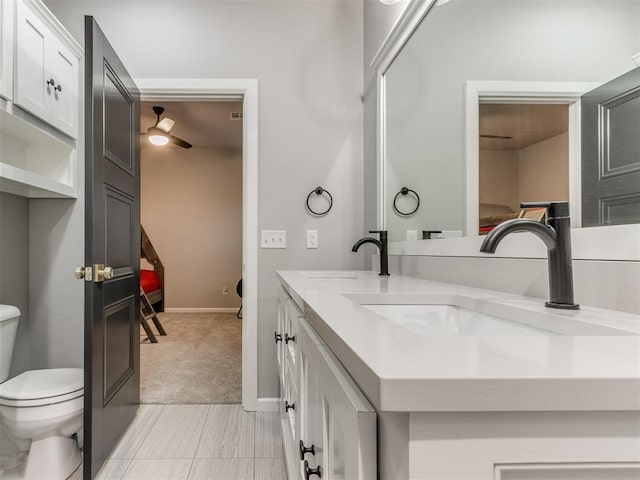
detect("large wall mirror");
top-left (376, 0), bottom-right (640, 244)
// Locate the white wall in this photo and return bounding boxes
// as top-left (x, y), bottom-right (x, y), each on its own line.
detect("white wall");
top-left (44, 0), bottom-right (364, 398)
top-left (141, 147), bottom-right (242, 309)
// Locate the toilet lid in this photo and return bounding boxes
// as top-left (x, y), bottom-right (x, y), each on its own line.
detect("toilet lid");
top-left (0, 368), bottom-right (83, 401)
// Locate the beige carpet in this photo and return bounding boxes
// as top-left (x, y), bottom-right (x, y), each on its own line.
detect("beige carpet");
top-left (140, 312), bottom-right (242, 404)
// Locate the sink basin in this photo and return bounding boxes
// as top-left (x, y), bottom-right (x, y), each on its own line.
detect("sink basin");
top-left (361, 304), bottom-right (554, 336)
top-left (345, 293), bottom-right (638, 336)
top-left (301, 271), bottom-right (358, 279)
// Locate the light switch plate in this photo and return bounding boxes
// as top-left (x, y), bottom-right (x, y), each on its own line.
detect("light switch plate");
top-left (307, 230), bottom-right (318, 249)
top-left (261, 230), bottom-right (286, 248)
top-left (406, 230), bottom-right (418, 241)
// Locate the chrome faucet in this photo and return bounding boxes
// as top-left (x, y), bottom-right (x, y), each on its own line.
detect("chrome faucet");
top-left (352, 230), bottom-right (390, 276)
top-left (480, 201), bottom-right (579, 310)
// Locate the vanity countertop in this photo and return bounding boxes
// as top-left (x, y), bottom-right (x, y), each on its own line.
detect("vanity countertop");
top-left (276, 270), bottom-right (640, 412)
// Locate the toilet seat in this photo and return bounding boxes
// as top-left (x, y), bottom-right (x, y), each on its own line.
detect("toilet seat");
top-left (0, 368), bottom-right (83, 407)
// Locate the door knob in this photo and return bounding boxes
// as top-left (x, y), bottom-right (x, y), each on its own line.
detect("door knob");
top-left (93, 264), bottom-right (114, 282)
top-left (74, 266), bottom-right (92, 281)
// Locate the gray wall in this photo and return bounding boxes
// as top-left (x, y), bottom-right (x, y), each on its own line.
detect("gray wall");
top-left (45, 0), bottom-right (364, 398)
top-left (0, 193), bottom-right (30, 376)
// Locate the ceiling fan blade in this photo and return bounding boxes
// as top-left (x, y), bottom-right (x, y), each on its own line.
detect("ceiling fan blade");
top-left (157, 117), bottom-right (175, 133)
top-left (169, 135), bottom-right (192, 149)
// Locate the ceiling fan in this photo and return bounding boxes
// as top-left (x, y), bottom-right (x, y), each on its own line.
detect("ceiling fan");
top-left (143, 106), bottom-right (192, 149)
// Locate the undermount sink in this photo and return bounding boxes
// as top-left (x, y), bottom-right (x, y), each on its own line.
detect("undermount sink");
top-left (345, 293), bottom-right (638, 336)
top-left (301, 271), bottom-right (358, 279)
top-left (361, 304), bottom-right (553, 336)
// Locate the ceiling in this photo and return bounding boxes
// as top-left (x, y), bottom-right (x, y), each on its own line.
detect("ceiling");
top-left (141, 101), bottom-right (243, 150)
top-left (479, 103), bottom-right (569, 151)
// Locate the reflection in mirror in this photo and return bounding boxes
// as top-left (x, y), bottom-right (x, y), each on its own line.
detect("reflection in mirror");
top-left (479, 103), bottom-right (569, 234)
top-left (382, 0), bottom-right (640, 242)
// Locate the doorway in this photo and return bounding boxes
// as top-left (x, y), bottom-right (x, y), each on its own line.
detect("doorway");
top-left (137, 78), bottom-right (260, 411)
top-left (139, 100), bottom-right (243, 404)
top-left (478, 103), bottom-right (569, 234)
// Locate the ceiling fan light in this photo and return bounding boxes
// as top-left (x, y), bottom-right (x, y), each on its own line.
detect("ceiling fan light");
top-left (147, 127), bottom-right (169, 146)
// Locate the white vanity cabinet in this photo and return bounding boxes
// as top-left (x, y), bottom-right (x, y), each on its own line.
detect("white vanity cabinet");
top-left (0, 0), bottom-right (14, 101)
top-left (15, 0), bottom-right (79, 139)
top-left (277, 286), bottom-right (377, 480)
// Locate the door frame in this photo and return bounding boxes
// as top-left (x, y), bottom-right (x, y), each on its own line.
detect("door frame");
top-left (464, 80), bottom-right (600, 236)
top-left (136, 78), bottom-right (260, 411)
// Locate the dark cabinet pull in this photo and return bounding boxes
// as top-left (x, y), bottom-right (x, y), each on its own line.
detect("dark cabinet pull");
top-left (47, 78), bottom-right (56, 87)
top-left (274, 332), bottom-right (282, 343)
top-left (55, 84), bottom-right (62, 92)
top-left (284, 400), bottom-right (295, 412)
top-left (299, 440), bottom-right (316, 460)
top-left (285, 333), bottom-right (296, 344)
top-left (304, 460), bottom-right (321, 479)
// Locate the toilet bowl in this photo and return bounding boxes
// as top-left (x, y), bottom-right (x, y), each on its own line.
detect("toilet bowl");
top-left (0, 306), bottom-right (84, 480)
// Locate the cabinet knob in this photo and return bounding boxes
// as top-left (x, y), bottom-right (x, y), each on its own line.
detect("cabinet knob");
top-left (55, 84), bottom-right (62, 92)
top-left (304, 460), bottom-right (322, 479)
top-left (47, 78), bottom-right (56, 87)
top-left (274, 332), bottom-right (282, 343)
top-left (285, 333), bottom-right (296, 344)
top-left (299, 440), bottom-right (316, 460)
top-left (284, 400), bottom-right (295, 412)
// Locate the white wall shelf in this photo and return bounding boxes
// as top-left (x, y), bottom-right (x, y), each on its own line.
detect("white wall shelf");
top-left (0, 105), bottom-right (77, 198)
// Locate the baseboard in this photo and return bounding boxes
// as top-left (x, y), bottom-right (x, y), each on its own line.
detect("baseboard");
top-left (164, 307), bottom-right (238, 313)
top-left (255, 397), bottom-right (280, 412)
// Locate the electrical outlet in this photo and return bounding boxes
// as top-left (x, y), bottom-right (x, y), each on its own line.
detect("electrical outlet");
top-left (306, 230), bottom-right (318, 249)
top-left (261, 230), bottom-right (287, 248)
top-left (406, 230), bottom-right (418, 241)
top-left (222, 286), bottom-right (228, 295)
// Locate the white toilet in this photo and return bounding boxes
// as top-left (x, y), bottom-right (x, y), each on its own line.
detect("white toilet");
top-left (0, 305), bottom-right (84, 480)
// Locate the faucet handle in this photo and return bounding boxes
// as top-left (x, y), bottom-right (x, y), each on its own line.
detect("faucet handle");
top-left (368, 230), bottom-right (388, 238)
top-left (520, 201), bottom-right (569, 219)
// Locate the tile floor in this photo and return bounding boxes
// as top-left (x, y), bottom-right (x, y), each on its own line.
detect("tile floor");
top-left (93, 404), bottom-right (286, 480)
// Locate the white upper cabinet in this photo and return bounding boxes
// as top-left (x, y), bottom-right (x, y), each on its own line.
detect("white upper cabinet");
top-left (14, 0), bottom-right (79, 139)
top-left (0, 0), bottom-right (14, 100)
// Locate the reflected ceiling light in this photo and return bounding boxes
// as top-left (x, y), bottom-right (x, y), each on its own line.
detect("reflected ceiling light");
top-left (147, 127), bottom-right (170, 146)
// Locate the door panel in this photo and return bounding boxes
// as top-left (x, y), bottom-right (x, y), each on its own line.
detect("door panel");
top-left (582, 67), bottom-right (640, 227)
top-left (85, 16), bottom-right (140, 479)
top-left (50, 36), bottom-right (78, 138)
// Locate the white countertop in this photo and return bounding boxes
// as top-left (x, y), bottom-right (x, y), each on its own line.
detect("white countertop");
top-left (276, 270), bottom-right (640, 412)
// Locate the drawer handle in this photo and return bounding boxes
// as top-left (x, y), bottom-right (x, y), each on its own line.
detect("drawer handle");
top-left (304, 460), bottom-right (321, 479)
top-left (285, 333), bottom-right (296, 344)
top-left (284, 400), bottom-right (295, 412)
top-left (274, 332), bottom-right (282, 343)
top-left (299, 440), bottom-right (316, 460)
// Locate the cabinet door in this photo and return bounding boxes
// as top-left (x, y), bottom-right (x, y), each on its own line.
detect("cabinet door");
top-left (15, 0), bottom-right (49, 121)
top-left (49, 36), bottom-right (78, 138)
top-left (0, 0), bottom-right (13, 101)
top-left (317, 345), bottom-right (376, 480)
top-left (276, 285), bottom-right (288, 383)
top-left (298, 317), bottom-right (325, 480)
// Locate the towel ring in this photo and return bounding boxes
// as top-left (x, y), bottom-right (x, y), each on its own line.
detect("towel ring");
top-left (306, 187), bottom-right (333, 216)
top-left (393, 187), bottom-right (420, 216)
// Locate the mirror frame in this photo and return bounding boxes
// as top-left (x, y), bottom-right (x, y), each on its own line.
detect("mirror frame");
top-left (372, 0), bottom-right (640, 261)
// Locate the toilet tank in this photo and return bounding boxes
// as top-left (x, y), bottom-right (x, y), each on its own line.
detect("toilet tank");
top-left (0, 305), bottom-right (20, 383)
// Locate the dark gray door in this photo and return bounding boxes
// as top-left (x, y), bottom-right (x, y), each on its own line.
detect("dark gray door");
top-left (84, 17), bottom-right (140, 478)
top-left (582, 66), bottom-right (640, 227)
